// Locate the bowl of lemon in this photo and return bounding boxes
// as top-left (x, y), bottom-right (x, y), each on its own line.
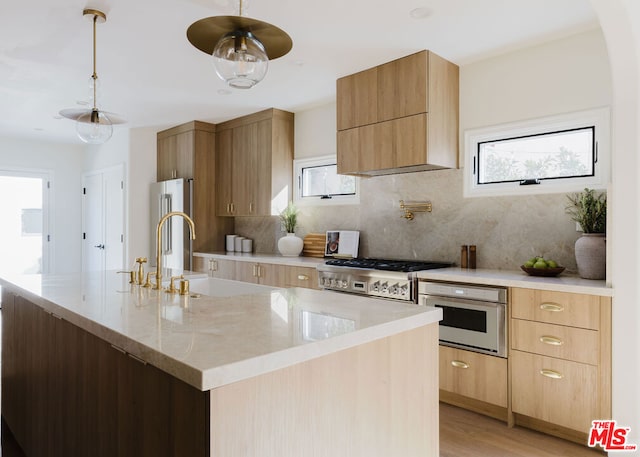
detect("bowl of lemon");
top-left (520, 256), bottom-right (565, 277)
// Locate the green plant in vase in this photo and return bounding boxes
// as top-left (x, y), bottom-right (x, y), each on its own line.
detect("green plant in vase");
top-left (278, 202), bottom-right (303, 256)
top-left (565, 188), bottom-right (607, 279)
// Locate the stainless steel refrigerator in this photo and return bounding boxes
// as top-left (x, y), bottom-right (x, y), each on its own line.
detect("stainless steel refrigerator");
top-left (149, 178), bottom-right (193, 270)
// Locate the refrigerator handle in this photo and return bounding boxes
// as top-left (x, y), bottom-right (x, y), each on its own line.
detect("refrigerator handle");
top-left (164, 193), bottom-right (172, 254)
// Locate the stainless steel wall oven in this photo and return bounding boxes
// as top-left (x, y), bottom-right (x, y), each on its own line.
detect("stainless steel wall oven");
top-left (418, 281), bottom-right (507, 357)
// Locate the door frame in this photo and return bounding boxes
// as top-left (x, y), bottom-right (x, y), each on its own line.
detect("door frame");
top-left (81, 164), bottom-right (126, 272)
top-left (0, 167), bottom-right (52, 274)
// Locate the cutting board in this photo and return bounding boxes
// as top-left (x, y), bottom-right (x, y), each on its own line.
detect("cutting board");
top-left (302, 233), bottom-right (326, 258)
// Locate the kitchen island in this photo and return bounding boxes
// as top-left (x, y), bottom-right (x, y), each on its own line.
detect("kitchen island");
top-left (1, 271), bottom-right (442, 457)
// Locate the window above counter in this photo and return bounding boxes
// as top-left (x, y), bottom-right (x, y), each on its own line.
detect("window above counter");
top-left (294, 155), bottom-right (360, 206)
top-left (464, 107), bottom-right (610, 197)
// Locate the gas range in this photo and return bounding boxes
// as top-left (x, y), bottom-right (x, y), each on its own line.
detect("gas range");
top-left (316, 258), bottom-right (453, 302)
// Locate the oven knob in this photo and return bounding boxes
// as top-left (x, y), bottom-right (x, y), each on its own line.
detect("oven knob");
top-left (323, 278), bottom-right (331, 286)
top-left (381, 282), bottom-right (389, 293)
top-left (341, 280), bottom-right (349, 288)
top-left (372, 281), bottom-right (380, 292)
top-left (399, 285), bottom-right (408, 296)
top-left (389, 283), bottom-right (398, 295)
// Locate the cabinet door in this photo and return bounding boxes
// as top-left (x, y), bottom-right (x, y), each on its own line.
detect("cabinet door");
top-left (393, 113), bottom-right (428, 168)
top-left (175, 130), bottom-right (195, 179)
top-left (511, 350), bottom-right (598, 433)
top-left (252, 119), bottom-right (273, 216)
top-left (157, 135), bottom-right (178, 181)
top-left (210, 258), bottom-right (236, 280)
top-left (337, 124), bottom-right (376, 174)
top-left (439, 346), bottom-right (507, 408)
top-left (235, 261), bottom-right (259, 283)
top-left (377, 51), bottom-right (428, 122)
top-left (232, 123), bottom-right (259, 216)
top-left (336, 67), bottom-right (378, 130)
top-left (216, 128), bottom-right (234, 216)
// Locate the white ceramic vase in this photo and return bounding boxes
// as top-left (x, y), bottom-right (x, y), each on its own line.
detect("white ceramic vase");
top-left (278, 233), bottom-right (303, 257)
top-left (574, 233), bottom-right (606, 280)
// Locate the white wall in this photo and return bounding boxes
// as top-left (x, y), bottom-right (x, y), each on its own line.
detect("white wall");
top-left (293, 103), bottom-right (336, 159)
top-left (591, 0), bottom-right (640, 452)
top-left (0, 136), bottom-right (84, 273)
top-left (82, 126), bottom-right (158, 269)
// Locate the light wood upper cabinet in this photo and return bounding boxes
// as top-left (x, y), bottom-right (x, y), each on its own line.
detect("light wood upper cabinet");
top-left (157, 121), bottom-right (234, 252)
top-left (336, 67), bottom-right (377, 131)
top-left (336, 50), bottom-right (459, 176)
top-left (216, 109), bottom-right (294, 217)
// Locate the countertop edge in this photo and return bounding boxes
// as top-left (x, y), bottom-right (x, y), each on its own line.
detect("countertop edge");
top-left (194, 251), bottom-right (325, 268)
top-left (416, 268), bottom-right (613, 296)
top-left (199, 308), bottom-right (442, 390)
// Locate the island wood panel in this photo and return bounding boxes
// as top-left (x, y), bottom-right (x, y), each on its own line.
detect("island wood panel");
top-left (1, 290), bottom-right (210, 457)
top-left (209, 324), bottom-right (439, 457)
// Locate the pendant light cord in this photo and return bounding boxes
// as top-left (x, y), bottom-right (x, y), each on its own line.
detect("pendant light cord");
top-left (239, 0), bottom-right (243, 16)
top-left (92, 14), bottom-right (98, 110)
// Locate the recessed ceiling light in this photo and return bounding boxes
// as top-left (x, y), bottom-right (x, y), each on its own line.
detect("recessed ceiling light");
top-left (34, 127), bottom-right (44, 131)
top-left (409, 7), bottom-right (432, 19)
top-left (217, 89), bottom-right (232, 95)
top-left (293, 60), bottom-right (305, 67)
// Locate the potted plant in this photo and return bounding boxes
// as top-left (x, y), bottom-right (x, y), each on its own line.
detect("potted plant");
top-left (277, 202), bottom-right (303, 256)
top-left (565, 188), bottom-right (607, 279)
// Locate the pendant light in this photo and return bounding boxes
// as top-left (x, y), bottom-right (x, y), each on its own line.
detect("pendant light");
top-left (59, 9), bottom-right (125, 144)
top-left (187, 0), bottom-right (292, 89)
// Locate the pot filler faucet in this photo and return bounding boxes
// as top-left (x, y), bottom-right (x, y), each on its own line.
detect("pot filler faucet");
top-left (152, 211), bottom-right (196, 290)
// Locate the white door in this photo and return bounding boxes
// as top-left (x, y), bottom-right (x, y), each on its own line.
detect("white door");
top-left (82, 165), bottom-right (125, 272)
top-left (0, 170), bottom-right (50, 276)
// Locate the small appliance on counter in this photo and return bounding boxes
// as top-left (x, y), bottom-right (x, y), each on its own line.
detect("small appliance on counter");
top-left (317, 258), bottom-right (452, 302)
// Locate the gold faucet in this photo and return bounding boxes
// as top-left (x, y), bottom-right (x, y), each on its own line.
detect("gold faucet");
top-left (153, 211), bottom-right (196, 290)
top-left (135, 257), bottom-right (147, 285)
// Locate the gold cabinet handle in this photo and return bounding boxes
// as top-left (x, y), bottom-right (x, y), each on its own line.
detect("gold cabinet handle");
top-left (252, 264), bottom-right (257, 277)
top-left (540, 369), bottom-right (564, 379)
top-left (297, 274), bottom-right (309, 280)
top-left (540, 302), bottom-right (564, 312)
top-left (451, 360), bottom-right (469, 369)
top-left (249, 202), bottom-right (254, 213)
top-left (230, 203), bottom-right (235, 213)
top-left (257, 265), bottom-right (262, 278)
top-left (540, 335), bottom-right (564, 346)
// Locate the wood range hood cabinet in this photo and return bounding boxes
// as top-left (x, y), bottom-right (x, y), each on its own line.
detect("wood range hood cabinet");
top-left (336, 50), bottom-right (459, 176)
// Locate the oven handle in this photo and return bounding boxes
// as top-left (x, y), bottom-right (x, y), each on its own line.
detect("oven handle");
top-left (419, 294), bottom-right (505, 311)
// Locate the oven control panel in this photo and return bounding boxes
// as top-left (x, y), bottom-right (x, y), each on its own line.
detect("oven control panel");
top-left (318, 272), bottom-right (413, 302)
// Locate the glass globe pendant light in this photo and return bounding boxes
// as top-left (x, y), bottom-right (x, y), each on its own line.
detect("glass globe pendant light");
top-left (213, 30), bottom-right (268, 89)
top-left (59, 9), bottom-right (125, 144)
top-left (187, 0), bottom-right (292, 89)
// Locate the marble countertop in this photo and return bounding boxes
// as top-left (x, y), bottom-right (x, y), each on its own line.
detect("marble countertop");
top-left (0, 271), bottom-right (442, 392)
top-left (194, 251), bottom-right (325, 268)
top-left (417, 267), bottom-right (612, 296)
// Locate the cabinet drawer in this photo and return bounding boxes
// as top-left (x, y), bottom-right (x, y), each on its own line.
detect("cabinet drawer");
top-left (511, 288), bottom-right (601, 330)
top-left (439, 346), bottom-right (507, 408)
top-left (285, 266), bottom-right (320, 290)
top-left (511, 350), bottom-right (598, 433)
top-left (511, 319), bottom-right (599, 365)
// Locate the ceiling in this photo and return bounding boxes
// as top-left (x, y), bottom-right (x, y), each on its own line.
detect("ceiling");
top-left (0, 0), bottom-right (599, 144)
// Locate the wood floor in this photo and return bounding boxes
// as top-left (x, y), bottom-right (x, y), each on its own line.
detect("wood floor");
top-left (440, 403), bottom-right (602, 457)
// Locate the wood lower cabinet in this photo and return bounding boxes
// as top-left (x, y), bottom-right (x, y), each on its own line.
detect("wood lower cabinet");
top-left (194, 255), bottom-right (236, 280)
top-left (1, 290), bottom-right (208, 457)
top-left (439, 346), bottom-right (508, 421)
top-left (193, 256), bottom-right (320, 290)
top-left (509, 287), bottom-right (611, 444)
